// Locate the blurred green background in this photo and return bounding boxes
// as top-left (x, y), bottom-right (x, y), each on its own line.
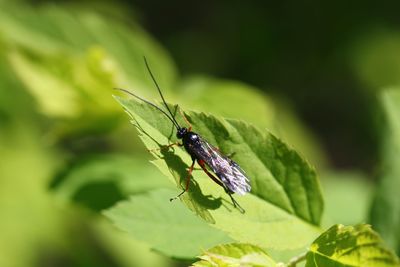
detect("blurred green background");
top-left (1, 0), bottom-right (400, 266)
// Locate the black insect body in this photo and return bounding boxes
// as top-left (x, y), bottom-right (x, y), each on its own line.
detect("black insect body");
top-left (182, 131), bottom-right (251, 196)
top-left (116, 58), bottom-right (251, 213)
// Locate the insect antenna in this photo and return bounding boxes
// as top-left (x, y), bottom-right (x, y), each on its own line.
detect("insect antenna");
top-left (114, 87), bottom-right (180, 130)
top-left (143, 56), bottom-right (181, 129)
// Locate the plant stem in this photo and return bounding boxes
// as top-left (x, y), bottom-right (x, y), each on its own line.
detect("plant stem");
top-left (286, 251), bottom-right (307, 267)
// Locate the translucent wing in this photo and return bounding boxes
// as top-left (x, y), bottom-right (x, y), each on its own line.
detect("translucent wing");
top-left (193, 136), bottom-right (251, 195)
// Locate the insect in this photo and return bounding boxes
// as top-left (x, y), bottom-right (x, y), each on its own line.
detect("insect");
top-left (116, 57), bottom-right (251, 213)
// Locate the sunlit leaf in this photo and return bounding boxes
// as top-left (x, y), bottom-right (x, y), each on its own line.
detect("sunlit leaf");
top-left (104, 188), bottom-right (232, 259)
top-left (192, 243), bottom-right (277, 267)
top-left (113, 95), bottom-right (323, 250)
top-left (306, 224), bottom-right (400, 267)
top-left (1, 2), bottom-right (178, 139)
top-left (177, 76), bottom-right (328, 169)
top-left (0, 3), bottom-right (177, 92)
top-left (93, 219), bottom-right (174, 267)
top-left (9, 50), bottom-right (81, 118)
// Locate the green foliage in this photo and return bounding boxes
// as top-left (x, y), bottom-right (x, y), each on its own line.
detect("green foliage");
top-left (51, 154), bottom-right (172, 211)
top-left (111, 92), bottom-right (400, 265)
top-left (104, 188), bottom-right (232, 258)
top-left (0, 2), bottom-right (177, 138)
top-left (0, 121), bottom-right (65, 267)
top-left (370, 89), bottom-right (400, 254)
top-left (0, 2), bottom-right (180, 267)
top-left (0, 3), bottom-right (177, 87)
top-left (350, 30), bottom-right (400, 90)
top-left (189, 225), bottom-right (400, 267)
top-left (176, 76), bottom-right (276, 130)
top-left (113, 96), bottom-right (323, 253)
top-left (92, 220), bottom-right (174, 267)
top-left (1, 1), bottom-right (400, 266)
top-left (192, 243), bottom-right (277, 267)
top-left (306, 224), bottom-right (400, 267)
top-left (321, 171), bottom-right (373, 225)
top-left (176, 76), bottom-right (328, 169)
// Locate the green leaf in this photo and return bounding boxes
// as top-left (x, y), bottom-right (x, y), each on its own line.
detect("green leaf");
top-left (103, 188), bottom-right (232, 259)
top-left (93, 219), bottom-right (175, 267)
top-left (370, 88), bottom-right (400, 254)
top-left (113, 95), bottom-right (323, 250)
top-left (306, 224), bottom-right (400, 267)
top-left (192, 243), bottom-right (277, 267)
top-left (74, 10), bottom-right (177, 91)
top-left (51, 154), bottom-right (172, 211)
top-left (1, 3), bottom-right (178, 138)
top-left (271, 99), bottom-right (329, 170)
top-left (9, 50), bottom-right (82, 118)
top-left (8, 47), bottom-right (125, 137)
top-left (177, 76), bottom-right (328, 169)
top-left (0, 3), bottom-right (177, 90)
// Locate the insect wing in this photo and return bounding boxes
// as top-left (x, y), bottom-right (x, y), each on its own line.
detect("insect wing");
top-left (197, 137), bottom-right (251, 195)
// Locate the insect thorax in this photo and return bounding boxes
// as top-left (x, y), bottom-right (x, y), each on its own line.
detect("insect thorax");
top-left (182, 132), bottom-right (201, 156)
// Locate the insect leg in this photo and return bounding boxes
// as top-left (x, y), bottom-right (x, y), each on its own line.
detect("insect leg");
top-left (197, 160), bottom-right (245, 213)
top-left (197, 159), bottom-right (223, 187)
top-left (178, 108), bottom-right (192, 131)
top-left (226, 190), bottom-right (245, 214)
top-left (148, 141), bottom-right (183, 152)
top-left (170, 159), bottom-right (195, 201)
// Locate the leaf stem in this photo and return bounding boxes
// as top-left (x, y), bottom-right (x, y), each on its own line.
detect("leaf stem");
top-left (286, 251), bottom-right (307, 267)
